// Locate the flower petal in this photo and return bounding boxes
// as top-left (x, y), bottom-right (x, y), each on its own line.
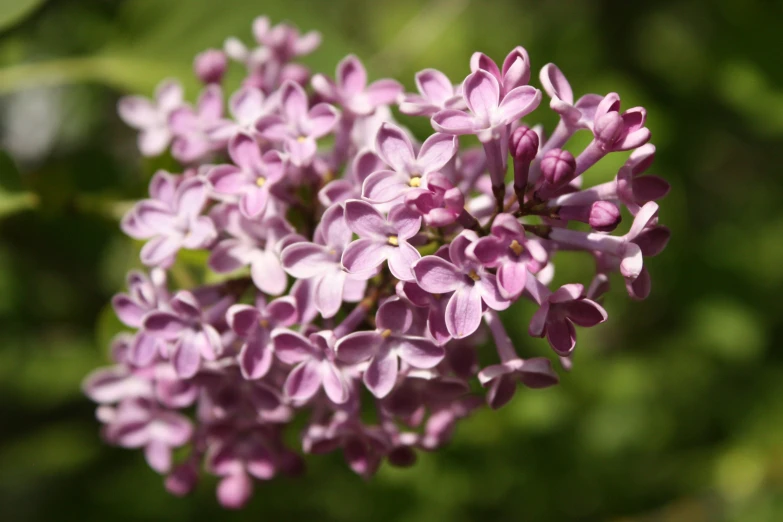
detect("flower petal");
top-left (363, 348), bottom-right (398, 398)
top-left (445, 285), bottom-right (483, 339)
top-left (413, 256), bottom-right (462, 294)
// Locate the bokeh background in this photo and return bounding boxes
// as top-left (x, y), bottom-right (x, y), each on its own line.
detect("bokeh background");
top-left (1, 0), bottom-right (782, 521)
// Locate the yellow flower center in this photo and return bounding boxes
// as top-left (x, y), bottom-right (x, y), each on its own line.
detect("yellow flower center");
top-left (510, 239), bottom-right (524, 256)
top-left (387, 235), bottom-right (399, 246)
top-left (468, 270), bottom-right (480, 282)
top-left (259, 319), bottom-right (270, 328)
top-left (433, 293), bottom-right (441, 300)
top-left (297, 135), bottom-right (307, 143)
top-left (409, 176), bottom-right (422, 188)
top-left (381, 329), bottom-right (392, 339)
top-left (256, 177), bottom-right (266, 187)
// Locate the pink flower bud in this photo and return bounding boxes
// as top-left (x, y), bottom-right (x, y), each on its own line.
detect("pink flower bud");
top-left (194, 49), bottom-right (227, 84)
top-left (540, 148), bottom-right (576, 189)
top-left (589, 201), bottom-right (622, 232)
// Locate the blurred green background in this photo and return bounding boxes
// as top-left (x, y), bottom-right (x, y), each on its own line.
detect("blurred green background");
top-left (1, 0), bottom-right (782, 521)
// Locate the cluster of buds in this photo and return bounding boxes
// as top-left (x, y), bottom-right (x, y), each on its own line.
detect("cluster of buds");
top-left (83, 16), bottom-right (670, 508)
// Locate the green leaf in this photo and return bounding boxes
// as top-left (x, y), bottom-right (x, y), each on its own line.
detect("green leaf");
top-left (0, 0), bottom-right (45, 32)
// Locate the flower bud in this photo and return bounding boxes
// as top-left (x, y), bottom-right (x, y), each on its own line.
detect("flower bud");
top-left (194, 49), bottom-right (228, 84)
top-left (509, 125), bottom-right (539, 194)
top-left (165, 461), bottom-right (199, 497)
top-left (589, 201), bottom-right (622, 232)
top-left (540, 148), bottom-right (576, 189)
top-left (593, 111), bottom-right (624, 151)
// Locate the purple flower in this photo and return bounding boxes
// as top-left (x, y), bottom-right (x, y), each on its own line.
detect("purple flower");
top-left (432, 69), bottom-right (541, 142)
top-left (398, 279), bottom-right (451, 345)
top-left (207, 86), bottom-right (279, 142)
top-left (207, 430), bottom-right (278, 509)
top-left (399, 68), bottom-right (464, 116)
top-left (413, 231), bottom-right (510, 339)
top-left (131, 177), bottom-right (216, 267)
top-left (194, 49), bottom-right (228, 85)
top-left (362, 122), bottom-right (457, 203)
top-left (227, 296), bottom-right (298, 380)
top-left (539, 63), bottom-right (603, 130)
top-left (252, 16), bottom-right (321, 60)
top-left (479, 357), bottom-right (559, 409)
top-left (143, 290), bottom-right (224, 378)
top-left (169, 84), bottom-right (224, 162)
top-left (336, 299), bottom-right (445, 398)
top-left (208, 206), bottom-right (300, 296)
top-left (404, 172), bottom-right (465, 227)
top-left (117, 79), bottom-right (183, 156)
top-left (342, 200), bottom-right (422, 281)
top-left (312, 55), bottom-right (403, 116)
top-left (470, 47), bottom-right (531, 96)
top-left (103, 398), bottom-right (193, 474)
top-left (591, 92), bottom-right (651, 153)
top-left (281, 204), bottom-right (371, 318)
top-left (469, 213), bottom-right (548, 299)
top-left (208, 133), bottom-right (285, 218)
top-left (255, 80), bottom-right (339, 166)
top-left (616, 144), bottom-right (671, 213)
top-left (272, 330), bottom-right (351, 404)
top-left (527, 282), bottom-right (607, 356)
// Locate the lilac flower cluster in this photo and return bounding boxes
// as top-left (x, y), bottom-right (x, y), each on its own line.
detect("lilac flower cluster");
top-left (84, 16), bottom-right (671, 508)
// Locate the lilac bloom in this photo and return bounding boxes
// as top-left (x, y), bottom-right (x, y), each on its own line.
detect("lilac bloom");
top-left (362, 122), bottom-right (457, 203)
top-left (272, 330), bottom-right (351, 404)
top-left (103, 398), bottom-right (193, 474)
top-left (227, 296), bottom-right (298, 380)
top-left (82, 364), bottom-right (154, 405)
top-left (143, 290), bottom-right (224, 378)
top-left (207, 86), bottom-right (279, 142)
top-left (404, 172), bottom-right (465, 228)
top-left (342, 200), bottom-right (422, 281)
top-left (302, 414), bottom-right (390, 478)
top-left (591, 92), bottom-right (651, 153)
top-left (477, 310), bottom-right (558, 409)
top-left (615, 144), bottom-right (671, 213)
top-left (208, 133), bottom-right (285, 218)
top-left (169, 84), bottom-right (224, 162)
top-left (433, 69), bottom-right (541, 142)
top-left (469, 213), bottom-right (548, 299)
top-left (312, 55), bottom-right (403, 116)
top-left (208, 206), bottom-right (301, 296)
top-left (255, 80), bottom-right (339, 166)
top-left (319, 149), bottom-right (383, 206)
top-left (252, 16), bottom-right (321, 60)
top-left (336, 299), bottom-right (445, 398)
top-left (527, 282), bottom-right (608, 356)
top-left (207, 430), bottom-right (278, 509)
top-left (117, 79), bottom-right (183, 156)
top-left (132, 177), bottom-right (217, 267)
top-left (194, 49), bottom-right (227, 85)
top-left (470, 46), bottom-right (531, 96)
top-left (398, 279), bottom-right (451, 346)
top-left (413, 231), bottom-right (510, 339)
top-left (399, 68), bottom-right (465, 116)
top-left (281, 204), bottom-right (371, 318)
top-left (539, 63), bottom-right (603, 130)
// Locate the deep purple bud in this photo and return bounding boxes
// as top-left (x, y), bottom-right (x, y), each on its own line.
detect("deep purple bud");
top-left (194, 49), bottom-right (228, 84)
top-left (165, 461), bottom-right (199, 496)
top-left (509, 125), bottom-right (539, 193)
top-left (589, 201), bottom-right (622, 232)
top-left (540, 148), bottom-right (576, 189)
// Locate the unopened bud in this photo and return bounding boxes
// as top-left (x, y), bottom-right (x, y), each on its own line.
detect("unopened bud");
top-left (540, 148), bottom-right (576, 189)
top-left (194, 49), bottom-right (227, 84)
top-left (589, 201), bottom-right (622, 232)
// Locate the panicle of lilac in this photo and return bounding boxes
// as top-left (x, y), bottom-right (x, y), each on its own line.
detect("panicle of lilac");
top-left (89, 15), bottom-right (671, 508)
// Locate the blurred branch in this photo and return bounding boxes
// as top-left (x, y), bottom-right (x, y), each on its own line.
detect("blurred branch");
top-left (368, 0), bottom-right (470, 75)
top-left (0, 55), bottom-right (192, 95)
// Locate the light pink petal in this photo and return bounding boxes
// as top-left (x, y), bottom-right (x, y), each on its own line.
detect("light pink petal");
top-left (140, 236), bottom-right (181, 266)
top-left (82, 367), bottom-right (151, 403)
top-left (336, 331), bottom-right (382, 363)
top-left (279, 81), bottom-right (309, 125)
top-left (217, 471), bottom-right (253, 509)
top-left (135, 200), bottom-right (176, 233)
top-left (362, 170), bottom-right (409, 203)
top-left (230, 86), bottom-right (265, 122)
top-left (445, 285), bottom-right (483, 339)
top-left (319, 203), bottom-right (353, 249)
top-left (470, 52), bottom-right (501, 81)
top-left (375, 122), bottom-right (416, 173)
top-left (155, 80), bottom-right (184, 112)
top-left (138, 127), bottom-right (171, 156)
top-left (539, 63), bottom-right (573, 104)
top-left (255, 115), bottom-right (289, 142)
top-left (416, 133), bottom-right (458, 173)
top-left (342, 239), bottom-right (390, 274)
top-left (228, 133), bottom-right (263, 171)
top-left (469, 236), bottom-right (505, 266)
top-left (175, 177), bottom-right (209, 219)
top-left (415, 68), bottom-right (454, 105)
top-left (145, 440), bottom-right (172, 473)
top-left (476, 273), bottom-right (510, 310)
top-left (112, 294), bottom-right (146, 328)
top-left (321, 362), bottom-right (350, 404)
top-left (431, 109), bottom-right (477, 135)
top-left (496, 262), bottom-right (527, 299)
top-left (365, 79), bottom-right (403, 106)
top-left (273, 329), bottom-right (314, 363)
top-left (251, 249), bottom-right (289, 296)
top-left (172, 339), bottom-right (201, 378)
top-left (281, 243), bottom-right (333, 278)
top-left (396, 337), bottom-right (445, 368)
top-left (168, 107), bottom-right (198, 135)
top-left (620, 243), bottom-right (644, 280)
top-left (343, 276), bottom-right (369, 302)
top-left (226, 304), bottom-right (260, 338)
top-left (550, 283), bottom-right (584, 303)
top-left (239, 336), bottom-right (273, 379)
top-left (314, 270), bottom-right (346, 318)
top-left (337, 55), bottom-right (367, 96)
top-left (363, 348), bottom-right (398, 398)
top-left (501, 47), bottom-right (531, 91)
top-left (463, 70), bottom-right (500, 122)
top-left (387, 241), bottom-right (420, 281)
top-left (181, 216), bottom-right (216, 249)
top-left (294, 30), bottom-right (322, 55)
top-left (307, 103), bottom-right (339, 138)
top-left (376, 298), bottom-right (413, 332)
top-left (496, 85), bottom-right (542, 124)
top-left (239, 187), bottom-right (269, 218)
top-left (311, 73), bottom-right (337, 100)
top-left (130, 332), bottom-right (160, 367)
top-left (284, 360), bottom-right (322, 402)
top-left (209, 239), bottom-right (253, 273)
top-left (284, 136), bottom-right (317, 167)
top-left (118, 96), bottom-right (157, 129)
top-left (208, 164), bottom-right (247, 195)
top-left (344, 199), bottom-right (388, 239)
top-left (197, 84), bottom-right (223, 121)
top-left (389, 204), bottom-right (422, 240)
top-left (413, 256), bottom-right (462, 294)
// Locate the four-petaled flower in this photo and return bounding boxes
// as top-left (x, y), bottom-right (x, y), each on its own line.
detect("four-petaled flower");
top-left (117, 79), bottom-right (184, 156)
top-left (312, 55), bottom-right (403, 116)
